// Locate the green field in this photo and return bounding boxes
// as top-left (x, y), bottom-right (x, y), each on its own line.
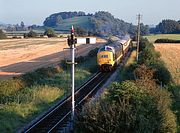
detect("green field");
top-left (144, 34), bottom-right (180, 43)
top-left (56, 16), bottom-right (92, 31)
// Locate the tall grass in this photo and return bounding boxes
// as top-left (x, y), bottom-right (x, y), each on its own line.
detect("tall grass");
top-left (0, 48), bottom-right (99, 132)
top-left (116, 48), bottom-right (137, 82)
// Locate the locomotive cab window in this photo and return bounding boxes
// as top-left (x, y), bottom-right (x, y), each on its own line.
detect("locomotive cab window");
top-left (101, 55), bottom-right (108, 58)
top-left (105, 47), bottom-right (113, 52)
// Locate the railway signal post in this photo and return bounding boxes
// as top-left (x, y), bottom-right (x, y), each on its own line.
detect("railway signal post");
top-left (67, 25), bottom-right (76, 132)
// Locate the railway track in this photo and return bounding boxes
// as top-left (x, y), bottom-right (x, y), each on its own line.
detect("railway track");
top-left (24, 71), bottom-right (112, 133)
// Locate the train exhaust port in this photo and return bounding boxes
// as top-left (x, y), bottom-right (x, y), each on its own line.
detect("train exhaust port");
top-left (101, 64), bottom-right (112, 72)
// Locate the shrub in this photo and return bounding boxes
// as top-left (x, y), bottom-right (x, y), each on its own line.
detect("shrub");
top-left (152, 62), bottom-right (172, 85)
top-left (138, 37), bottom-right (172, 85)
top-left (139, 47), bottom-right (161, 66)
top-left (0, 29), bottom-right (7, 39)
top-left (75, 81), bottom-right (177, 133)
top-left (139, 37), bottom-right (149, 52)
top-left (24, 30), bottom-right (38, 38)
top-left (44, 28), bottom-right (57, 38)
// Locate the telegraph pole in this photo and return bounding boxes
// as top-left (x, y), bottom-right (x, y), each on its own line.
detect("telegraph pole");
top-left (136, 14), bottom-right (141, 61)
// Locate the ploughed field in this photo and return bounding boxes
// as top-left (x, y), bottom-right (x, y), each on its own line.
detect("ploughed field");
top-left (154, 44), bottom-right (180, 85)
top-left (0, 38), bottom-right (106, 80)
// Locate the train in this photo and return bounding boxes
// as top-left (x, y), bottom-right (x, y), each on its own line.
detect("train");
top-left (97, 36), bottom-right (131, 72)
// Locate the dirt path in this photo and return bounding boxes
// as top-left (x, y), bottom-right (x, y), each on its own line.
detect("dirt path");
top-left (0, 38), bottom-right (106, 80)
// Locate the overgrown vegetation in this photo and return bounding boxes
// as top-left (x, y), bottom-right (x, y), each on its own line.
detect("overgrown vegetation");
top-left (75, 37), bottom-right (178, 132)
top-left (24, 30), bottom-right (38, 38)
top-left (0, 48), bottom-right (99, 132)
top-left (76, 80), bottom-right (177, 132)
top-left (138, 38), bottom-right (172, 85)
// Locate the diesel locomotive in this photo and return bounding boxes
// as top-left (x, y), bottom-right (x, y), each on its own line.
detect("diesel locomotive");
top-left (97, 36), bottom-right (131, 72)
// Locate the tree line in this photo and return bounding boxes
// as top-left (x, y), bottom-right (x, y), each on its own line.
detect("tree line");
top-left (150, 19), bottom-right (180, 34)
top-left (0, 28), bottom-right (58, 39)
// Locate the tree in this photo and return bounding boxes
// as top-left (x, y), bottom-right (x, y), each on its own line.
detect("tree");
top-left (156, 19), bottom-right (180, 34)
top-left (44, 28), bottom-right (57, 37)
top-left (140, 23), bottom-right (149, 35)
top-left (75, 27), bottom-right (88, 37)
top-left (0, 29), bottom-right (7, 39)
top-left (24, 30), bottom-right (37, 38)
top-left (20, 21), bottom-right (25, 29)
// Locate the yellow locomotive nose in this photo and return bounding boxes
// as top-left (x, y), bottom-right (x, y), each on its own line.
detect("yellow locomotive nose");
top-left (97, 51), bottom-right (115, 72)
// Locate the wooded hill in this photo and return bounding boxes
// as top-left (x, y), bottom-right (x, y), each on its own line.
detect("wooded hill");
top-left (43, 11), bottom-right (149, 36)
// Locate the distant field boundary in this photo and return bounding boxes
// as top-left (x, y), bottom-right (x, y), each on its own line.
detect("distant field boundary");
top-left (154, 39), bottom-right (180, 43)
top-left (144, 34), bottom-right (180, 43)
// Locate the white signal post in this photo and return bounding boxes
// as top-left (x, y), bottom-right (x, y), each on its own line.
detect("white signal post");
top-left (70, 25), bottom-right (75, 131)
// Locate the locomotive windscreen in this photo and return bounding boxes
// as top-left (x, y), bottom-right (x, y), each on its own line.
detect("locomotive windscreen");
top-left (105, 46), bottom-right (112, 51)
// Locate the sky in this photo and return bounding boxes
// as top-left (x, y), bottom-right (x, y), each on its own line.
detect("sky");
top-left (0, 0), bottom-right (180, 26)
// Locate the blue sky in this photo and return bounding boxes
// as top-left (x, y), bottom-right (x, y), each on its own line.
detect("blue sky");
top-left (0, 0), bottom-right (179, 25)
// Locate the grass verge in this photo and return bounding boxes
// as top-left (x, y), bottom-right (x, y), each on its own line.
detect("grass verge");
top-left (116, 47), bottom-right (137, 82)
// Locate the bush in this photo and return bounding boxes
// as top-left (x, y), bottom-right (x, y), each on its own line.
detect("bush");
top-left (139, 47), bottom-right (161, 66)
top-left (44, 28), bottom-right (57, 38)
top-left (75, 81), bottom-right (177, 133)
top-left (153, 62), bottom-right (172, 85)
top-left (75, 27), bottom-right (88, 37)
top-left (24, 30), bottom-right (38, 38)
top-left (21, 67), bottom-right (62, 86)
top-left (138, 37), bottom-right (172, 85)
top-left (0, 29), bottom-right (7, 39)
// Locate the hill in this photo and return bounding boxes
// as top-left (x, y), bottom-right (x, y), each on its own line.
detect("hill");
top-left (55, 16), bottom-right (93, 31)
top-left (43, 11), bottom-right (150, 36)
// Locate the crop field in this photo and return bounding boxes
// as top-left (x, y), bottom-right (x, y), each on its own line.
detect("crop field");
top-left (155, 44), bottom-right (180, 85)
top-left (154, 43), bottom-right (180, 131)
top-left (144, 34), bottom-right (180, 43)
top-left (0, 38), bottom-right (106, 80)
